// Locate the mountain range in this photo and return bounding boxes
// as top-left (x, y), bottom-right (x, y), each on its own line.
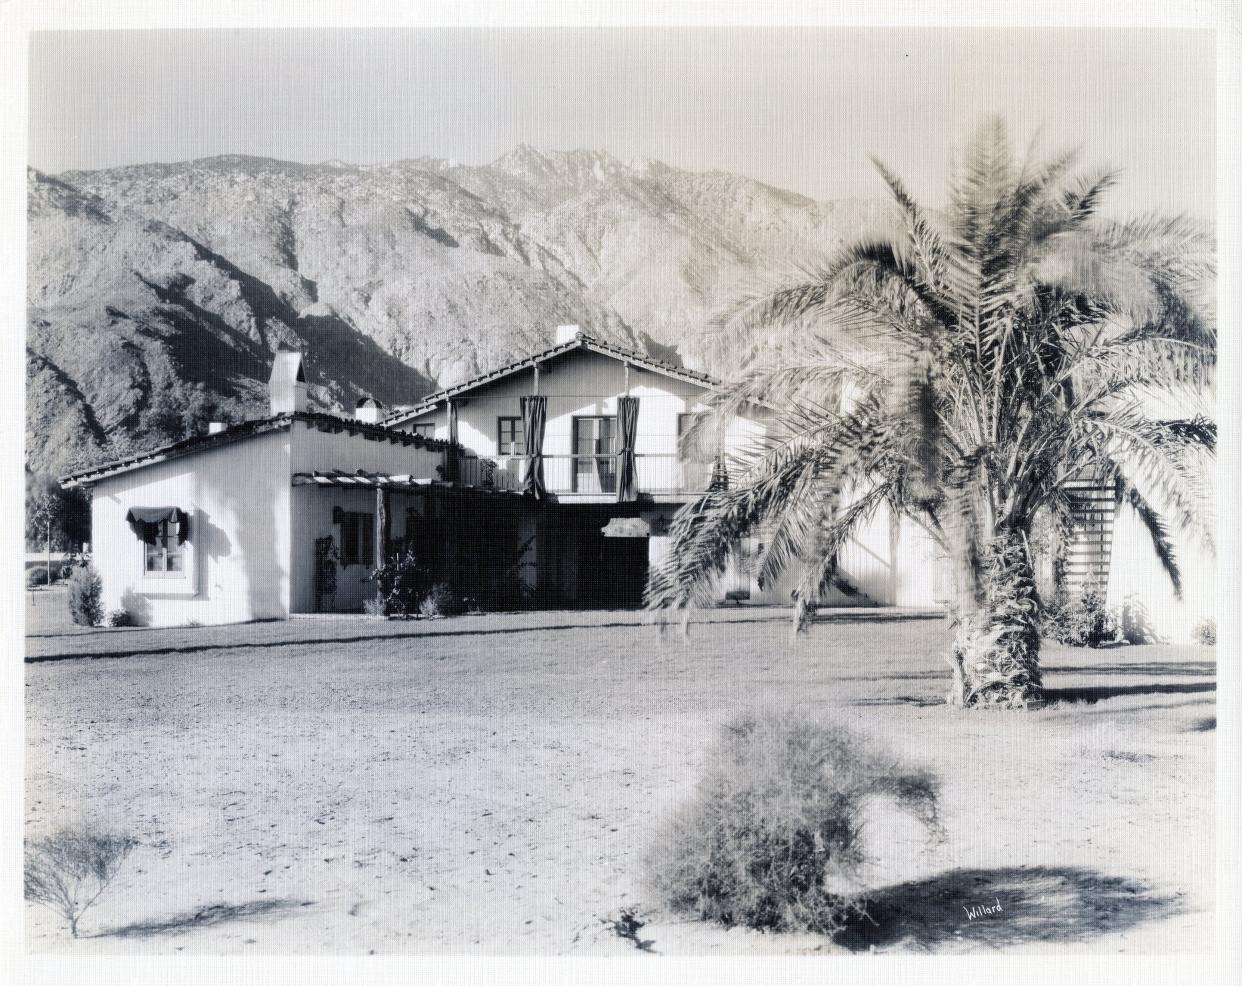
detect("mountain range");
top-left (27, 147), bottom-right (892, 478)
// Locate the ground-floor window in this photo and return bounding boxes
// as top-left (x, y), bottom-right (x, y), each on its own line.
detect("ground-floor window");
top-left (408, 423), bottom-right (436, 439)
top-left (125, 507), bottom-right (190, 580)
top-left (144, 522), bottom-right (186, 575)
top-left (339, 511), bottom-right (375, 567)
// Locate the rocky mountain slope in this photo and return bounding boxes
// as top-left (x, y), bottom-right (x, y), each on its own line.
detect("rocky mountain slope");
top-left (28, 149), bottom-right (890, 478)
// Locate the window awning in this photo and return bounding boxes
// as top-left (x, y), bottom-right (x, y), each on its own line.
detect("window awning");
top-left (601, 517), bottom-right (651, 538)
top-left (125, 506), bottom-right (189, 545)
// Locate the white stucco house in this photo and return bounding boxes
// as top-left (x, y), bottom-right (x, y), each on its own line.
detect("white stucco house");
top-left (382, 324), bottom-right (947, 610)
top-left (62, 329), bottom-right (1212, 640)
top-left (62, 353), bottom-right (523, 626)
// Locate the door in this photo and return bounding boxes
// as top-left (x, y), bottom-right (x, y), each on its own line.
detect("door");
top-left (573, 416), bottom-right (617, 493)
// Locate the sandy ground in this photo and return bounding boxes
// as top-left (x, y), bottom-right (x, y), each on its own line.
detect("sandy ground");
top-left (24, 587), bottom-right (1215, 955)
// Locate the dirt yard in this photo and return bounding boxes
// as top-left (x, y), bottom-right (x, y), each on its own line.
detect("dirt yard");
top-left (24, 587), bottom-right (1215, 955)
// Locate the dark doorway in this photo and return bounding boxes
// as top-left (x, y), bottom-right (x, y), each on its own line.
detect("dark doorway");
top-left (543, 507), bottom-right (650, 609)
top-left (575, 532), bottom-right (648, 608)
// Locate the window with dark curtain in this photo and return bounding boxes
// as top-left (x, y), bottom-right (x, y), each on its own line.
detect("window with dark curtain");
top-left (340, 511), bottom-right (375, 566)
top-left (143, 519), bottom-right (186, 575)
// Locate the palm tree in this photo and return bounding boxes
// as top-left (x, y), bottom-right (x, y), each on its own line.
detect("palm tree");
top-left (646, 119), bottom-right (1215, 709)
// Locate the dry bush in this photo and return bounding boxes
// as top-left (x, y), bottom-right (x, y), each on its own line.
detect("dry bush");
top-left (644, 713), bottom-right (941, 935)
top-left (24, 829), bottom-right (137, 937)
top-left (1192, 618), bottom-right (1216, 646)
top-left (419, 582), bottom-right (461, 618)
top-left (1041, 589), bottom-right (1116, 648)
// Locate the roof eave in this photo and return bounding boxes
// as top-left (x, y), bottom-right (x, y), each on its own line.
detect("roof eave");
top-left (382, 335), bottom-right (722, 426)
top-left (61, 411), bottom-right (454, 488)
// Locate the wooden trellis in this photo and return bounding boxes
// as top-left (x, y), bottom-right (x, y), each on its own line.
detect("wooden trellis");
top-left (1062, 476), bottom-right (1117, 594)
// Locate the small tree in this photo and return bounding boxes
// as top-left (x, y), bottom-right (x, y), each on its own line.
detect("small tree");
top-left (28, 485), bottom-right (57, 588)
top-left (68, 565), bottom-right (104, 627)
top-left (24, 829), bottom-right (137, 937)
top-left (26, 469), bottom-right (90, 563)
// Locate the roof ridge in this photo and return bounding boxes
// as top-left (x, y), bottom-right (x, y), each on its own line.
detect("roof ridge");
top-left (383, 334), bottom-right (717, 426)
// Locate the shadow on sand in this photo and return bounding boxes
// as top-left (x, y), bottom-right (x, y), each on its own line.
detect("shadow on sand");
top-left (1042, 681), bottom-right (1215, 705)
top-left (1040, 661), bottom-right (1216, 678)
top-left (861, 660), bottom-right (1216, 685)
top-left (96, 899), bottom-right (311, 939)
top-left (27, 611), bottom-right (948, 664)
top-left (834, 865), bottom-right (1177, 952)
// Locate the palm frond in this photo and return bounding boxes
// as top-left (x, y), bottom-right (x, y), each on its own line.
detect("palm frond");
top-left (1114, 474), bottom-right (1182, 597)
top-left (791, 483), bottom-right (893, 632)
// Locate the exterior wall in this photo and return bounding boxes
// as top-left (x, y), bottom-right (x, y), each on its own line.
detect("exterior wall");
top-left (394, 348), bottom-right (767, 494)
top-left (1107, 487), bottom-right (1215, 644)
top-left (819, 504), bottom-right (943, 608)
top-left (1102, 384), bottom-right (1216, 643)
top-left (287, 420), bottom-right (448, 613)
top-left (89, 420), bottom-right (451, 625)
top-left (89, 430), bottom-right (293, 627)
top-left (691, 506), bottom-right (942, 609)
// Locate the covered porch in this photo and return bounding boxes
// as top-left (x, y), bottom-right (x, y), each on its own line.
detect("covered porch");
top-left (289, 470), bottom-right (537, 614)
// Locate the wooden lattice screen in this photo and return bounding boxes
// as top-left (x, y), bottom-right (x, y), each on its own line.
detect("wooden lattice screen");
top-left (1062, 475), bottom-right (1117, 594)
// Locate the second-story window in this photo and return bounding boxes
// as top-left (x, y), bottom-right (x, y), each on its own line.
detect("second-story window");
top-left (573, 415), bottom-right (617, 493)
top-left (498, 416), bottom-right (526, 456)
top-left (677, 412), bottom-right (714, 490)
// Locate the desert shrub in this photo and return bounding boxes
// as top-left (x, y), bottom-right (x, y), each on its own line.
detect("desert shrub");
top-left (1041, 588), bottom-right (1116, 647)
top-left (67, 565), bottom-right (104, 627)
top-left (419, 582), bottom-right (462, 618)
top-left (644, 713), bottom-right (941, 935)
top-left (362, 595), bottom-right (387, 619)
top-left (107, 609), bottom-right (134, 628)
top-left (370, 547), bottom-right (432, 617)
top-left (1192, 618), bottom-right (1216, 646)
top-left (27, 567), bottom-right (51, 588)
top-left (24, 828), bottom-right (138, 937)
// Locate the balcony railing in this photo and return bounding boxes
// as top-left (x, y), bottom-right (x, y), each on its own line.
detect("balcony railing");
top-left (453, 453), bottom-right (719, 495)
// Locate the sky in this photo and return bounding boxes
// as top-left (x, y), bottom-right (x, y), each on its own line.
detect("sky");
top-left (28, 27), bottom-right (1216, 218)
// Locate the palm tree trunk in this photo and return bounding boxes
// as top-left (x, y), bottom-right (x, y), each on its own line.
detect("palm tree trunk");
top-left (946, 529), bottom-right (1043, 708)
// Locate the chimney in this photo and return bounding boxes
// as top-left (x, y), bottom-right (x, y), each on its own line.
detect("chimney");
top-left (269, 351), bottom-right (307, 415)
top-left (207, 422), bottom-right (227, 435)
top-left (555, 324), bottom-right (582, 345)
top-left (355, 396), bottom-right (384, 425)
